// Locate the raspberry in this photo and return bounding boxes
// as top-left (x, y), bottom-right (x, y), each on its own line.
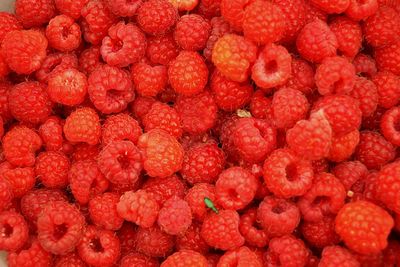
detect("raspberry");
top-left (296, 20), bottom-right (338, 63)
top-left (300, 216), bottom-right (340, 249)
top-left (218, 246), bottom-right (262, 267)
top-left (203, 17), bottom-right (232, 61)
top-left (81, 20), bottom-right (107, 45)
top-left (79, 46), bottom-right (103, 75)
top-left (81, 0), bottom-right (117, 35)
top-left (15, 0), bottom-right (55, 28)
top-left (375, 161), bottom-right (400, 213)
top-left (355, 131), bottom-right (395, 169)
top-left (286, 111), bottom-right (332, 160)
top-left (335, 200), bottom-right (394, 254)
top-left (146, 34), bottom-right (180, 66)
top-left (345, 0), bottom-right (378, 21)
top-left (104, 0), bottom-right (142, 17)
top-left (47, 68), bottom-right (88, 106)
top-left (68, 160), bottom-right (109, 205)
top-left (328, 130), bottom-right (360, 162)
top-left (135, 226), bottom-right (175, 257)
top-left (184, 184), bottom-right (215, 222)
top-left (71, 144), bottom-right (100, 162)
top-left (8, 239), bottom-right (52, 267)
top-left (239, 208), bottom-right (268, 247)
top-left (372, 71), bottom-right (400, 109)
top-left (36, 53), bottom-right (79, 83)
top-left (117, 189), bottom-right (159, 228)
top-left (201, 210), bottom-right (244, 250)
top-left (304, 0), bottom-right (328, 22)
top-left (364, 6), bottom-right (400, 48)
top-left (120, 252), bottom-right (159, 267)
top-left (329, 16), bottom-right (362, 58)
top-left (332, 161), bottom-right (368, 191)
top-left (168, 51), bottom-right (208, 96)
top-left (161, 250), bottom-right (208, 267)
top-left (46, 15), bottom-right (81, 52)
top-left (137, 0), bottom-right (178, 35)
top-left (310, 0), bottom-right (349, 13)
top-left (265, 235), bottom-right (309, 267)
top-left (37, 201), bottom-right (85, 255)
top-left (219, 0), bottom-right (251, 31)
top-left (176, 222), bottom-right (209, 253)
top-left (55, 252), bottom-right (87, 267)
top-left (197, 0), bottom-right (221, 18)
top-left (0, 162), bottom-right (35, 198)
top-left (285, 58), bottom-right (315, 95)
top-left (169, 0), bottom-right (199, 11)
top-left (0, 211), bottom-right (29, 251)
top-left (375, 41), bottom-right (400, 76)
top-left (143, 175), bottom-right (186, 205)
top-left (350, 77), bottom-right (378, 118)
top-left (117, 223), bottom-right (137, 256)
top-left (35, 151), bottom-right (70, 189)
top-left (77, 225), bottom-right (120, 267)
top-left (63, 107), bottom-right (101, 145)
top-left (3, 126), bottom-right (42, 167)
top-left (381, 107), bottom-right (400, 146)
top-left (132, 61), bottom-right (167, 97)
top-left (101, 22), bottom-right (146, 67)
top-left (158, 196), bottom-right (192, 235)
top-left (353, 53), bottom-right (377, 78)
top-left (88, 65), bottom-right (134, 114)
top-left (298, 173), bottom-right (346, 222)
top-left (0, 13), bottom-right (22, 43)
top-left (212, 34), bottom-right (257, 82)
top-left (0, 178), bottom-right (12, 212)
top-left (174, 14), bottom-right (211, 51)
top-left (249, 91), bottom-right (273, 120)
top-left (55, 0), bottom-right (89, 19)
top-left (89, 192), bottom-right (123, 231)
top-left (102, 114), bottom-right (142, 145)
top-left (319, 246), bottom-right (359, 267)
top-left (258, 196), bottom-right (300, 237)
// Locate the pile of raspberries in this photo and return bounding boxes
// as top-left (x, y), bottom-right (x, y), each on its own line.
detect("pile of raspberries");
top-left (0, 0), bottom-right (400, 266)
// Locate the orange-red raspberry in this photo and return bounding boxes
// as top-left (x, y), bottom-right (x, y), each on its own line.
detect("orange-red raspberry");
top-left (332, 160), bottom-right (368, 192)
top-left (135, 226), bottom-right (175, 257)
top-left (120, 252), bottom-right (158, 267)
top-left (0, 211), bottom-right (29, 251)
top-left (174, 14), bottom-right (211, 51)
top-left (310, 0), bottom-right (349, 13)
top-left (328, 130), bottom-right (360, 162)
top-left (137, 0), bottom-right (178, 35)
top-left (0, 12), bottom-right (21, 44)
top-left (353, 53), bottom-right (377, 78)
top-left (375, 161), bottom-right (400, 213)
top-left (161, 250), bottom-right (208, 267)
top-left (372, 71), bottom-right (400, 109)
top-left (158, 196), bottom-right (192, 235)
top-left (64, 107), bottom-right (101, 145)
top-left (286, 58), bottom-right (315, 95)
top-left (265, 235), bottom-right (309, 267)
top-left (176, 222), bottom-right (209, 253)
top-left (45, 15), bottom-right (82, 52)
top-left (15, 0), bottom-right (55, 28)
top-left (184, 183), bottom-right (216, 221)
top-left (272, 0), bottom-right (307, 42)
top-left (300, 216), bottom-right (340, 249)
top-left (319, 246), bottom-right (359, 267)
top-left (70, 144), bottom-right (100, 162)
top-left (146, 34), bottom-right (180, 66)
top-left (0, 178), bottom-right (12, 213)
top-left (203, 17), bottom-right (232, 61)
top-left (89, 192), bottom-right (123, 231)
top-left (36, 53), bottom-right (79, 82)
top-left (55, 252), bottom-right (87, 267)
top-left (35, 151), bottom-right (70, 189)
top-left (345, 0), bottom-right (378, 21)
top-left (132, 61), bottom-right (167, 97)
top-left (350, 77), bottom-right (378, 118)
top-left (55, 0), bottom-right (89, 19)
top-left (218, 246), bottom-right (262, 267)
top-left (220, 0), bottom-right (253, 31)
top-left (329, 16), bottom-right (362, 58)
top-left (102, 113), bottom-right (142, 145)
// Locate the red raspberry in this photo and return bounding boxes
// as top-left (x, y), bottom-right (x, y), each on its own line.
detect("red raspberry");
top-left (35, 151), bottom-right (70, 189)
top-left (81, 20), bottom-right (107, 45)
top-left (310, 0), bottom-right (349, 13)
top-left (381, 106), bottom-right (400, 146)
top-left (146, 34), bottom-right (180, 66)
top-left (0, 211), bottom-right (29, 251)
top-left (353, 53), bottom-right (377, 78)
top-left (249, 91), bottom-right (273, 120)
top-left (350, 77), bottom-right (378, 118)
top-left (15, 0), bottom-right (55, 28)
top-left (332, 161), bottom-right (368, 192)
top-left (0, 82), bottom-right (11, 122)
top-left (63, 107), bottom-right (101, 145)
top-left (372, 71), bottom-right (400, 109)
top-left (45, 15), bottom-right (81, 52)
top-left (258, 196), bottom-right (300, 237)
top-left (215, 167), bottom-right (257, 210)
top-left (212, 34), bottom-right (257, 82)
top-left (0, 162), bottom-right (35, 198)
top-left (137, 0), bottom-right (178, 35)
top-left (102, 114), bottom-right (142, 145)
top-left (0, 12), bottom-right (22, 43)
top-left (300, 216), bottom-right (340, 249)
top-left (168, 51), bottom-right (208, 96)
top-left (219, 0), bottom-right (252, 31)
top-left (285, 58), bottom-right (315, 95)
top-left (117, 190), bottom-right (159, 228)
top-left (328, 130), bottom-right (360, 162)
top-left (296, 20), bottom-right (338, 63)
top-left (158, 196), bottom-right (192, 235)
top-left (3, 126), bottom-right (42, 167)
top-left (117, 223), bottom-right (137, 256)
top-left (335, 200), bottom-right (394, 254)
top-left (162, 250), bottom-right (208, 267)
top-left (201, 210), bottom-right (244, 250)
top-left (81, 0), bottom-right (117, 35)
top-left (355, 131), bottom-right (395, 169)
top-left (364, 6), bottom-right (400, 48)
top-left (37, 201), bottom-right (85, 255)
top-left (176, 222), bottom-right (209, 253)
top-left (69, 160), bottom-right (109, 205)
top-left (184, 183), bottom-right (216, 222)
top-left (239, 208), bottom-right (268, 247)
top-left (218, 246), bottom-right (262, 267)
top-left (286, 111), bottom-right (332, 160)
top-left (375, 161), bottom-right (400, 213)
top-left (251, 44), bottom-right (291, 90)
top-left (174, 14), bottom-right (211, 51)
top-left (132, 61), bottom-right (167, 97)
top-left (143, 175), bottom-right (186, 205)
top-left (0, 53), bottom-right (9, 79)
top-left (77, 225), bottom-right (120, 267)
top-left (265, 235), bottom-right (309, 267)
top-left (36, 53), bottom-right (79, 83)
top-left (71, 144), bottom-right (100, 162)
top-left (101, 22), bottom-right (146, 67)
top-left (79, 46), bottom-right (103, 75)
top-left (98, 141), bottom-right (142, 185)
top-left (120, 252), bottom-right (159, 267)
top-left (375, 41), bottom-right (400, 76)
top-left (88, 192), bottom-right (123, 231)
top-left (47, 68), bottom-right (88, 106)
top-left (345, 0), bottom-right (378, 21)
top-left (104, 0), bottom-right (142, 17)
top-left (329, 16), bottom-right (362, 58)
top-left (0, 178), bottom-right (12, 212)
top-left (304, 0), bottom-right (328, 22)
top-left (135, 226), bottom-right (175, 257)
top-left (55, 0), bottom-right (89, 19)
top-left (242, 0), bottom-right (285, 45)
top-left (203, 17), bottom-right (232, 61)
top-left (55, 252), bottom-right (87, 267)
top-left (319, 246), bottom-right (359, 267)
top-left (298, 173), bottom-right (346, 222)
top-left (197, 0), bottom-right (221, 18)
top-left (8, 239), bottom-right (52, 267)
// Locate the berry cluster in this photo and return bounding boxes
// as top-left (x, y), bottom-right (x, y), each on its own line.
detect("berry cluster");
top-left (0, 0), bottom-right (400, 266)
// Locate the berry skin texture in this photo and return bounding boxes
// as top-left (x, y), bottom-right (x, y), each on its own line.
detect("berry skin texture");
top-left (1, 30), bottom-right (48, 74)
top-left (117, 190), bottom-right (159, 228)
top-left (243, 0), bottom-right (286, 45)
top-left (9, 81), bottom-right (52, 125)
top-left (217, 246), bottom-right (262, 267)
top-left (63, 107), bottom-right (101, 145)
top-left (375, 161), bottom-right (400, 213)
top-left (89, 192), bottom-right (124, 231)
top-left (201, 210), bottom-right (245, 251)
top-left (372, 71), bottom-right (400, 109)
top-left (104, 0), bottom-right (142, 17)
top-left (146, 34), bottom-right (180, 66)
top-left (0, 162), bottom-right (35, 198)
top-left (286, 111), bottom-right (332, 161)
top-left (168, 51), bottom-right (208, 96)
top-left (328, 130), bottom-right (360, 162)
top-left (0, 12), bottom-right (22, 43)
top-left (3, 126), bottom-right (42, 167)
top-left (158, 196), bottom-right (192, 235)
top-left (37, 53), bottom-right (79, 83)
top-left (8, 239), bottom-right (52, 267)
top-left (46, 15), bottom-right (81, 52)
top-left (15, 0), bottom-right (55, 28)
top-left (161, 250), bottom-right (208, 267)
top-left (0, 178), bottom-right (12, 213)
top-left (204, 17), bottom-right (233, 61)
top-left (37, 201), bottom-right (85, 255)
top-left (81, 0), bottom-right (118, 35)
top-left (138, 129), bottom-right (184, 178)
top-left (174, 14), bottom-right (211, 51)
top-left (0, 211), bottom-right (29, 251)
top-left (335, 201), bottom-right (394, 255)
top-left (143, 102), bottom-right (182, 139)
top-left (102, 113), bottom-right (142, 145)
top-left (220, 0), bottom-right (253, 31)
top-left (350, 77), bottom-right (378, 118)
top-left (137, 0), bottom-right (178, 35)
top-left (132, 61), bottom-right (167, 97)
top-left (101, 22), bottom-right (147, 68)
top-left (375, 41), bottom-right (400, 76)
top-left (120, 253), bottom-right (159, 267)
top-left (55, 252), bottom-right (87, 267)
top-left (296, 20), bottom-right (338, 63)
top-left (135, 226), bottom-right (175, 257)
top-left (35, 151), bottom-right (70, 189)
top-left (212, 34), bottom-right (257, 83)
top-left (55, 0), bottom-right (89, 19)
top-left (310, 0), bottom-right (349, 13)
top-left (265, 235), bottom-right (309, 267)
top-left (285, 58), bottom-right (315, 95)
top-left (176, 222), bottom-right (209, 253)
top-left (239, 208), bottom-right (269, 247)
top-left (381, 106), bottom-right (400, 146)
top-left (329, 16), bottom-right (362, 58)
top-left (345, 0), bottom-right (378, 21)
top-left (79, 46), bottom-right (102, 75)
top-left (252, 43), bottom-right (292, 90)
top-left (143, 175), bottom-right (186, 205)
top-left (185, 183), bottom-right (216, 222)
top-left (319, 246), bottom-right (360, 267)
top-left (300, 216), bottom-right (340, 249)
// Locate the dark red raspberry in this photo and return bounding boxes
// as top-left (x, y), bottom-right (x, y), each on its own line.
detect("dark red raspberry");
top-left (37, 201), bottom-right (85, 255)
top-left (63, 107), bottom-right (101, 145)
top-left (375, 41), bottom-right (400, 76)
top-left (55, 0), bottom-right (89, 19)
top-left (55, 252), bottom-right (87, 267)
top-left (77, 225), bottom-right (120, 267)
top-left (296, 20), bottom-right (338, 63)
top-left (158, 196), bottom-right (192, 235)
top-left (174, 14), bottom-right (211, 51)
top-left (0, 211), bottom-right (29, 251)
top-left (104, 0), bottom-right (142, 17)
top-left (15, 0), bottom-right (55, 28)
top-left (345, 0), bottom-right (378, 21)
top-left (81, 0), bottom-right (117, 35)
top-left (137, 0), bottom-right (178, 35)
top-left (132, 61), bottom-right (167, 98)
top-left (220, 0), bottom-right (253, 31)
top-left (249, 90), bottom-right (273, 120)
top-left (350, 77), bottom-right (378, 118)
top-left (120, 252), bottom-right (159, 267)
top-left (298, 173), bottom-right (346, 222)
top-left (176, 222), bottom-right (209, 253)
top-left (329, 16), bottom-right (362, 58)
top-left (143, 175), bottom-right (186, 205)
top-left (162, 250), bottom-right (208, 267)
top-left (8, 238), bottom-right (52, 267)
top-left (218, 246), bottom-right (262, 267)
top-left (135, 226), bottom-right (175, 257)
top-left (79, 46), bottom-right (103, 75)
top-left (310, 0), bottom-right (349, 13)
top-left (328, 130), bottom-right (360, 162)
top-left (265, 235), bottom-right (309, 267)
top-left (45, 15), bottom-right (81, 52)
top-left (319, 246), bottom-right (359, 267)
top-left (381, 106), bottom-right (400, 146)
top-left (89, 192), bottom-right (123, 231)
top-left (143, 102), bottom-right (182, 139)
top-left (335, 200), bottom-right (394, 254)
top-left (239, 208), bottom-right (268, 248)
top-left (372, 71), bottom-right (400, 109)
top-left (353, 53), bottom-right (377, 78)
top-left (35, 151), bottom-right (70, 189)
top-left (102, 113), bottom-right (142, 145)
top-left (36, 53), bottom-right (78, 83)
top-left (117, 223), bottom-right (137, 256)
top-left (197, 0), bottom-right (221, 18)
top-left (146, 34), bottom-right (180, 66)
top-left (332, 161), bottom-right (368, 191)
top-left (300, 216), bottom-right (340, 249)
top-left (184, 183), bottom-right (216, 221)
top-left (203, 17), bottom-right (232, 61)
top-left (375, 161), bottom-right (400, 213)
top-left (0, 162), bottom-right (35, 198)
top-left (285, 58), bottom-right (315, 95)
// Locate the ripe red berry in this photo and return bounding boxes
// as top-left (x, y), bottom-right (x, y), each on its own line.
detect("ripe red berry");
top-left (0, 211), bottom-right (29, 251)
top-left (63, 107), bottom-right (101, 145)
top-left (104, 0), bottom-right (142, 17)
top-left (0, 12), bottom-right (22, 43)
top-left (319, 246), bottom-right (359, 267)
top-left (137, 0), bottom-right (178, 35)
top-left (285, 58), bottom-right (315, 95)
top-left (89, 192), bottom-right (124, 231)
top-left (350, 77), bottom-right (378, 118)
top-left (218, 246), bottom-right (262, 267)
top-left (37, 53), bottom-right (79, 82)
top-left (176, 222), bottom-right (209, 253)
top-left (46, 15), bottom-right (81, 52)
top-left (81, 0), bottom-right (117, 35)
top-left (158, 196), bottom-right (192, 235)
top-left (120, 253), bottom-right (159, 267)
top-left (310, 0), bottom-right (349, 13)
top-left (203, 17), bottom-right (232, 61)
top-left (161, 250), bottom-right (208, 267)
top-left (135, 226), bottom-right (175, 257)
top-left (174, 14), bottom-right (211, 51)
top-left (345, 0), bottom-right (378, 21)
top-left (132, 61), bottom-right (167, 98)
top-left (8, 238), bottom-right (52, 267)
top-left (372, 71), bottom-right (400, 109)
top-left (102, 114), bottom-right (142, 145)
top-left (375, 161), bottom-right (400, 214)
top-left (239, 208), bottom-right (269, 248)
top-left (375, 41), bottom-right (400, 76)
top-left (54, 0), bottom-right (89, 19)
top-left (35, 151), bottom-right (70, 189)
top-left (328, 130), bottom-right (360, 162)
top-left (264, 235), bottom-right (309, 267)
top-left (353, 53), bottom-right (377, 78)
top-left (15, 0), bottom-right (55, 28)
top-left (79, 46), bottom-right (103, 75)
top-left (300, 216), bottom-right (340, 249)
top-left (146, 34), bottom-right (180, 66)
top-left (329, 16), bottom-right (362, 58)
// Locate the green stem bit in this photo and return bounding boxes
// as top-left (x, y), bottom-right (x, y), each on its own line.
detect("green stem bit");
top-left (204, 197), bottom-right (219, 214)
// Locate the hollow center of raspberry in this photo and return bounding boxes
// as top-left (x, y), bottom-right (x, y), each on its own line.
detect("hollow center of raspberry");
top-left (285, 163), bottom-right (298, 182)
top-left (54, 224), bottom-right (68, 240)
top-left (0, 223), bottom-right (13, 238)
top-left (47, 59), bottom-right (62, 74)
top-left (107, 89), bottom-right (124, 101)
top-left (111, 39), bottom-right (123, 52)
top-left (312, 196), bottom-right (330, 207)
top-left (117, 154), bottom-right (132, 169)
top-left (332, 79), bottom-right (344, 93)
top-left (228, 189), bottom-right (240, 201)
top-left (89, 237), bottom-right (104, 252)
top-left (62, 27), bottom-right (71, 39)
top-left (271, 202), bottom-right (287, 214)
top-left (394, 120), bottom-right (400, 132)
top-left (264, 60), bottom-right (278, 74)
